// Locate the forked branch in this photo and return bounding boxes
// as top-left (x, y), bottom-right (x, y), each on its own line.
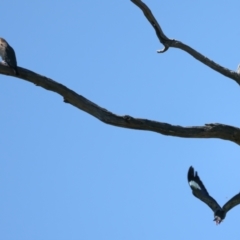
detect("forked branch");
top-left (131, 0), bottom-right (240, 85)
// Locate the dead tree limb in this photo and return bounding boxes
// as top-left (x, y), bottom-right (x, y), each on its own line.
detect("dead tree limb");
top-left (1, 64), bottom-right (240, 145)
top-left (131, 0), bottom-right (240, 86)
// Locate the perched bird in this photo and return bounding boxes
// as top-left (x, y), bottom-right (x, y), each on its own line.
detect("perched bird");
top-left (0, 38), bottom-right (18, 75)
top-left (188, 166), bottom-right (240, 225)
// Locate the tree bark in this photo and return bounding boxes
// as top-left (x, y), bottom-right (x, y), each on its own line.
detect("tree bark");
top-left (1, 63), bottom-right (240, 145)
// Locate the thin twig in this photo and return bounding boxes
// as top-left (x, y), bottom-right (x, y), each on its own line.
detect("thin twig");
top-left (131, 0), bottom-right (240, 85)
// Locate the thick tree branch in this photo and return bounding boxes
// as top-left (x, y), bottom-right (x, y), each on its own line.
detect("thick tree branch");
top-left (1, 65), bottom-right (240, 145)
top-left (131, 0), bottom-right (240, 86)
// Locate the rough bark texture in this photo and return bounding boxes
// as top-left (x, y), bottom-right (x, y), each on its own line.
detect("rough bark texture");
top-left (1, 63), bottom-right (240, 145)
top-left (1, 0), bottom-right (240, 145)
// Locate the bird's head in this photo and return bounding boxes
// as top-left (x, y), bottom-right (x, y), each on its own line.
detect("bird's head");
top-left (214, 209), bottom-right (225, 225)
top-left (213, 216), bottom-right (222, 225)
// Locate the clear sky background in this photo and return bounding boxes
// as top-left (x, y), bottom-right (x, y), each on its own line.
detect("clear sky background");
top-left (1, 1), bottom-right (240, 239)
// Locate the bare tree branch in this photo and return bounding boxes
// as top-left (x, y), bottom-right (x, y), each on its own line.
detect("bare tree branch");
top-left (1, 64), bottom-right (240, 145)
top-left (1, 1), bottom-right (239, 145)
top-left (131, 0), bottom-right (240, 86)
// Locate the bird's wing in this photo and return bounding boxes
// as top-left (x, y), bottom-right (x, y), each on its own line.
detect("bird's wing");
top-left (188, 166), bottom-right (221, 212)
top-left (5, 45), bottom-right (17, 67)
top-left (222, 192), bottom-right (240, 213)
top-left (5, 45), bottom-right (18, 75)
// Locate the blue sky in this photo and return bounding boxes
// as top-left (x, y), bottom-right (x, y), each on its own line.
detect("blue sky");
top-left (1, 0), bottom-right (240, 239)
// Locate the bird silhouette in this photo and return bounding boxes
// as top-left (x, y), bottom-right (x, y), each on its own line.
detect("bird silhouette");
top-left (188, 166), bottom-right (240, 225)
top-left (0, 38), bottom-right (18, 75)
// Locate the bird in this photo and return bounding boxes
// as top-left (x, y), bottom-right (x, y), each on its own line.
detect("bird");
top-left (0, 38), bottom-right (18, 75)
top-left (188, 166), bottom-right (240, 225)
